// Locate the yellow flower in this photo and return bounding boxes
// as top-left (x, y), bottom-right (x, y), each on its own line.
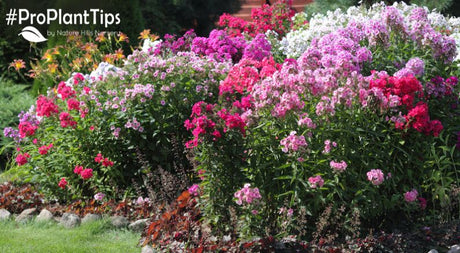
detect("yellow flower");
top-left (42, 50), bottom-right (53, 62)
top-left (82, 42), bottom-right (98, 53)
top-left (48, 63), bottom-right (58, 74)
top-left (138, 29), bottom-right (151, 40)
top-left (150, 34), bottom-right (159, 41)
top-left (103, 54), bottom-right (114, 64)
top-left (117, 32), bottom-right (129, 43)
top-left (114, 48), bottom-right (125, 60)
top-left (96, 32), bottom-right (106, 42)
top-left (9, 59), bottom-right (26, 71)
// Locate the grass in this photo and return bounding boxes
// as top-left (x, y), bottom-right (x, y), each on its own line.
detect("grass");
top-left (0, 218), bottom-right (142, 253)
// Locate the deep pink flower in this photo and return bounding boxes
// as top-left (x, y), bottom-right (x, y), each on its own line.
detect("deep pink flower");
top-left (16, 153), bottom-right (30, 166)
top-left (38, 143), bottom-right (53, 155)
top-left (18, 121), bottom-right (38, 138)
top-left (418, 197), bottom-right (427, 210)
top-left (94, 153), bottom-right (103, 163)
top-left (188, 184), bottom-right (200, 196)
top-left (74, 165), bottom-right (83, 175)
top-left (80, 168), bottom-right (93, 180)
top-left (102, 158), bottom-right (114, 167)
top-left (58, 178), bottom-right (68, 189)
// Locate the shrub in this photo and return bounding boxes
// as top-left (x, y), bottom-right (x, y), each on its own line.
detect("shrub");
top-left (186, 2), bottom-right (460, 240)
top-left (4, 31), bottom-right (232, 201)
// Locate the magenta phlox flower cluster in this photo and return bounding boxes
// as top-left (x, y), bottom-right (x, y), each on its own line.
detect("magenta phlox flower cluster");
top-left (425, 76), bottom-right (458, 98)
top-left (242, 34), bottom-right (272, 61)
top-left (234, 183), bottom-right (262, 205)
top-left (404, 189), bottom-right (418, 202)
top-left (280, 131), bottom-right (308, 153)
top-left (191, 29), bottom-right (247, 63)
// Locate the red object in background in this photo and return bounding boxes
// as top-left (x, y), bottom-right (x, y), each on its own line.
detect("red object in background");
top-left (233, 0), bottom-right (312, 21)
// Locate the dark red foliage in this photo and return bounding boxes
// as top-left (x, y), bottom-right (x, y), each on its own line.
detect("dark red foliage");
top-left (0, 182), bottom-right (44, 213)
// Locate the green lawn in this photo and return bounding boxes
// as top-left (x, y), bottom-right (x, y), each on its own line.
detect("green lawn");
top-left (0, 219), bottom-right (141, 253)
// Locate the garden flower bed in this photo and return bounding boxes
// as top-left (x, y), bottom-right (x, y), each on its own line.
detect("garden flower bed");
top-left (2, 1), bottom-right (460, 252)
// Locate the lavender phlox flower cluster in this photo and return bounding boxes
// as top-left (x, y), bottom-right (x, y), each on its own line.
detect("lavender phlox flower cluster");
top-left (124, 84), bottom-right (155, 100)
top-left (405, 57), bottom-right (425, 76)
top-left (364, 19), bottom-right (390, 47)
top-left (381, 6), bottom-right (408, 36)
top-left (3, 127), bottom-right (21, 143)
top-left (125, 117), bottom-right (144, 132)
top-left (280, 131), bottom-right (308, 153)
top-left (425, 76), bottom-right (458, 98)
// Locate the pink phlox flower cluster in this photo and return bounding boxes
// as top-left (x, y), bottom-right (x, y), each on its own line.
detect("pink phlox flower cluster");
top-left (234, 183), bottom-right (262, 205)
top-left (280, 131), bottom-right (308, 153)
top-left (124, 84), bottom-right (155, 100)
top-left (367, 169), bottom-right (385, 186)
top-left (110, 125), bottom-right (122, 138)
top-left (38, 143), bottom-right (53, 155)
top-left (125, 117), bottom-right (143, 132)
top-left (404, 189), bottom-right (418, 202)
top-left (16, 153), bottom-right (30, 166)
top-left (94, 192), bottom-right (105, 201)
top-left (322, 139), bottom-right (337, 154)
top-left (218, 108), bottom-right (247, 135)
top-left (67, 98), bottom-right (81, 111)
top-left (297, 113), bottom-right (316, 129)
top-left (308, 175), bottom-right (324, 189)
top-left (136, 196), bottom-right (150, 205)
top-left (315, 96), bottom-right (335, 116)
top-left (191, 29), bottom-right (247, 63)
top-left (330, 160), bottom-right (347, 172)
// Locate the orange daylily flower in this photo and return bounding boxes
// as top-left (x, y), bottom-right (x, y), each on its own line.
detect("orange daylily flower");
top-left (96, 32), bottom-right (106, 42)
top-left (9, 59), bottom-right (26, 71)
top-left (138, 29), bottom-right (151, 39)
top-left (42, 50), bottom-right (53, 62)
top-left (117, 32), bottom-right (129, 43)
top-left (114, 48), bottom-right (125, 60)
top-left (48, 63), bottom-right (58, 74)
